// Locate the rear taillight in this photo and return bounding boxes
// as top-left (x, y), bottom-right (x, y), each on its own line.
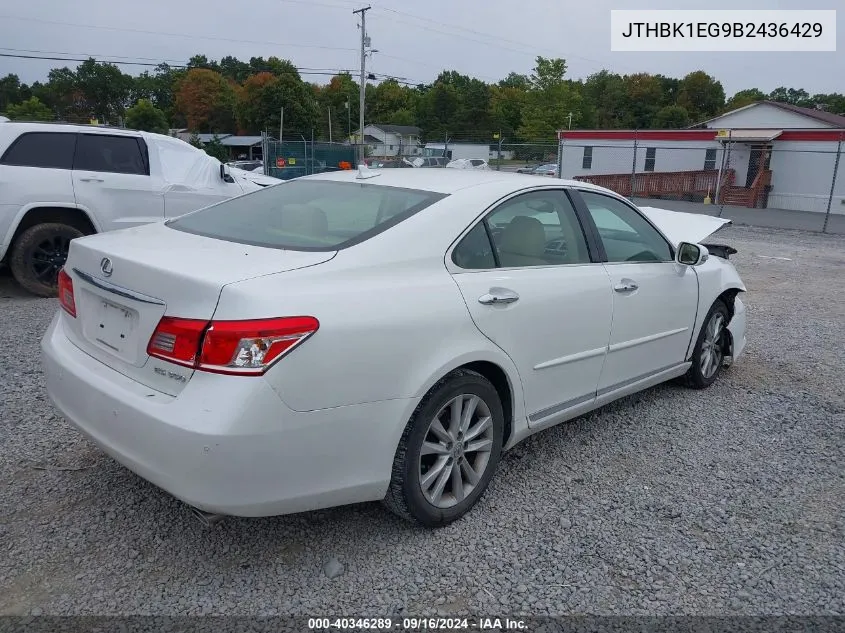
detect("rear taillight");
top-left (147, 317), bottom-right (207, 368)
top-left (57, 269), bottom-right (76, 317)
top-left (146, 316), bottom-right (319, 376)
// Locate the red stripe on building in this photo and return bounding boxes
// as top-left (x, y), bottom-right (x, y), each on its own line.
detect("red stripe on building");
top-left (558, 129), bottom-right (845, 142)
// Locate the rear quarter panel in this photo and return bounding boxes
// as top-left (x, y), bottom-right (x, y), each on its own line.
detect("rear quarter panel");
top-left (212, 255), bottom-right (526, 419)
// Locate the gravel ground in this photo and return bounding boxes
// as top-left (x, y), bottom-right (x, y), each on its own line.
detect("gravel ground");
top-left (1, 224), bottom-right (843, 617)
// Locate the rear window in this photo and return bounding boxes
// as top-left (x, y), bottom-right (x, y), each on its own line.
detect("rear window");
top-left (0, 132), bottom-right (77, 169)
top-left (167, 179), bottom-right (447, 251)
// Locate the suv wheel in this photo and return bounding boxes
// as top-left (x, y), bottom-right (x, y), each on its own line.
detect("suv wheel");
top-left (9, 223), bottom-right (83, 297)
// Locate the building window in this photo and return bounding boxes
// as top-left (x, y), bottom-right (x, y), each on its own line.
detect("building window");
top-left (704, 148), bottom-right (717, 170)
top-left (582, 146), bottom-right (593, 169)
top-left (644, 147), bottom-right (656, 172)
top-left (389, 145), bottom-right (394, 150)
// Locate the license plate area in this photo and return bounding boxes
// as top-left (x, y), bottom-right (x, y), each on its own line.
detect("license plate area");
top-left (84, 297), bottom-right (138, 361)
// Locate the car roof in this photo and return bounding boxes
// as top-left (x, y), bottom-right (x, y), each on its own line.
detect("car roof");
top-left (303, 166), bottom-right (606, 195)
top-left (0, 121), bottom-right (172, 141)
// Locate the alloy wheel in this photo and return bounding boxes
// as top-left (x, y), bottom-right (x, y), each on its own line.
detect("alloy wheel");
top-left (418, 394), bottom-right (494, 509)
top-left (700, 313), bottom-right (725, 379)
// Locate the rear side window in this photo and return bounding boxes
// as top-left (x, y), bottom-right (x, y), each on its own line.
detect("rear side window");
top-left (167, 179), bottom-right (447, 251)
top-left (0, 132), bottom-right (77, 169)
top-left (74, 134), bottom-right (148, 175)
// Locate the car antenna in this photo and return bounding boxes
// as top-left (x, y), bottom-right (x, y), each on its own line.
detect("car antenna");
top-left (356, 163), bottom-right (381, 180)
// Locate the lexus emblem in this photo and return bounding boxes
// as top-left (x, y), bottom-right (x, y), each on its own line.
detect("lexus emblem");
top-left (100, 257), bottom-right (113, 277)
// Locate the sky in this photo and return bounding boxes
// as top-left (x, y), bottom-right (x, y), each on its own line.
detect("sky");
top-left (0, 0), bottom-right (842, 97)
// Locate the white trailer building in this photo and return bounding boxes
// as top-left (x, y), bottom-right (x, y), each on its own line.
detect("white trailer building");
top-left (558, 101), bottom-right (845, 214)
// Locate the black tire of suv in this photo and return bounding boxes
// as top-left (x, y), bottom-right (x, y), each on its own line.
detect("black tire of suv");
top-left (9, 223), bottom-right (84, 298)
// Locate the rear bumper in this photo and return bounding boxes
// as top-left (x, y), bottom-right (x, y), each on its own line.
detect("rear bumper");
top-left (727, 295), bottom-right (747, 364)
top-left (41, 312), bottom-right (416, 517)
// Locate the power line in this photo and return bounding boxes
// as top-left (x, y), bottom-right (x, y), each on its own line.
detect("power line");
top-left (0, 14), bottom-right (358, 52)
top-left (371, 4), bottom-right (638, 74)
top-left (0, 52), bottom-right (357, 76)
top-left (0, 47), bottom-right (188, 66)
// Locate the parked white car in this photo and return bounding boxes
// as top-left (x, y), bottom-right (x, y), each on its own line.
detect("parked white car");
top-left (0, 122), bottom-right (279, 296)
top-left (446, 158), bottom-right (489, 170)
top-left (533, 163), bottom-right (559, 177)
top-left (42, 168), bottom-right (746, 527)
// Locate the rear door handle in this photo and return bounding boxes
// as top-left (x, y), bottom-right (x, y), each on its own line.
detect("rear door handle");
top-left (613, 280), bottom-right (638, 292)
top-left (478, 287), bottom-right (519, 305)
top-left (79, 177), bottom-right (105, 182)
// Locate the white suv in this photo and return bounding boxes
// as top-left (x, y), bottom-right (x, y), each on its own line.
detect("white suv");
top-left (0, 122), bottom-right (274, 296)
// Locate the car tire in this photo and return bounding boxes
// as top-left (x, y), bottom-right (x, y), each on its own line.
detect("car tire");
top-left (9, 223), bottom-right (84, 297)
top-left (683, 299), bottom-right (730, 390)
top-left (383, 369), bottom-right (504, 527)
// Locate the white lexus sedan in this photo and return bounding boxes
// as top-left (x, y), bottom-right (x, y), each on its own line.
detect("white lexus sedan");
top-left (41, 168), bottom-right (747, 527)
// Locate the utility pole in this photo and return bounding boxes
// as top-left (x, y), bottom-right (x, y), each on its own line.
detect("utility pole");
top-left (279, 107), bottom-right (284, 143)
top-left (353, 5), bottom-right (371, 163)
top-left (345, 99), bottom-right (351, 139)
top-left (328, 106), bottom-right (332, 143)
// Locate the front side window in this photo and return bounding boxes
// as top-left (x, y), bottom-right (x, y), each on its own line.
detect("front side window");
top-left (74, 134), bottom-right (148, 175)
top-left (578, 190), bottom-right (672, 263)
top-left (452, 190), bottom-right (591, 269)
top-left (0, 132), bottom-right (76, 169)
top-left (168, 180), bottom-right (446, 251)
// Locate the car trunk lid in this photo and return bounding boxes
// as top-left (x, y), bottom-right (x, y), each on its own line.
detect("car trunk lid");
top-left (61, 222), bottom-right (335, 395)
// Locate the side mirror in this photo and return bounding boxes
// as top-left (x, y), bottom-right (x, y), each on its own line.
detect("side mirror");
top-left (220, 164), bottom-right (234, 183)
top-left (676, 242), bottom-right (709, 266)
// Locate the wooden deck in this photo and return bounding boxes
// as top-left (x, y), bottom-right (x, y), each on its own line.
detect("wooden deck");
top-left (574, 162), bottom-right (773, 209)
top-left (574, 169), bottom-right (731, 200)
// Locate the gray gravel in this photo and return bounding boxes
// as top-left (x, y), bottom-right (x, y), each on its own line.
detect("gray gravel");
top-left (1, 224), bottom-right (843, 617)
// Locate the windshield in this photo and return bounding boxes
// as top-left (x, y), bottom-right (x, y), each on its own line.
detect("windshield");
top-left (167, 179), bottom-right (447, 251)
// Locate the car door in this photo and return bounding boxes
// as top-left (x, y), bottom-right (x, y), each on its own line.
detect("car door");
top-left (72, 133), bottom-right (164, 231)
top-left (0, 131), bottom-right (77, 248)
top-left (151, 136), bottom-right (244, 219)
top-left (449, 188), bottom-right (613, 427)
top-left (573, 189), bottom-right (699, 395)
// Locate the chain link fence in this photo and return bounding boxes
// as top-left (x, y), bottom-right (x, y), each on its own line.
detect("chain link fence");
top-left (559, 134), bottom-right (845, 234)
top-left (262, 138), bottom-right (357, 180)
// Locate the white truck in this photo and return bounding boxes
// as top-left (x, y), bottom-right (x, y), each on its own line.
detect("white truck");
top-left (0, 122), bottom-right (278, 296)
top-left (422, 142), bottom-right (491, 162)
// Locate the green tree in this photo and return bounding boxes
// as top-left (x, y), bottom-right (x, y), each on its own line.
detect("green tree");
top-left (125, 99), bottom-right (169, 133)
top-left (583, 70), bottom-right (629, 128)
top-left (0, 74), bottom-right (25, 112)
top-left (725, 88), bottom-right (766, 111)
top-left (768, 86), bottom-right (810, 106)
top-left (235, 71), bottom-right (318, 137)
top-left (653, 105), bottom-right (690, 129)
top-left (809, 93), bottom-right (845, 115)
top-left (218, 56), bottom-right (252, 83)
top-left (131, 63), bottom-right (183, 121)
top-left (518, 57), bottom-right (582, 140)
top-left (74, 59), bottom-right (134, 122)
top-left (417, 82), bottom-right (459, 138)
top-left (5, 96), bottom-right (54, 121)
top-left (623, 73), bottom-right (664, 129)
top-left (677, 71), bottom-right (725, 122)
top-left (202, 135), bottom-right (230, 162)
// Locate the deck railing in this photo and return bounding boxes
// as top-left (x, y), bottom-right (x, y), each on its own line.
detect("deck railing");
top-left (574, 169), bottom-right (734, 199)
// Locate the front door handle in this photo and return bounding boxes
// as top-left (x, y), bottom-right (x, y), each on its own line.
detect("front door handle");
top-left (79, 177), bottom-right (105, 182)
top-left (613, 280), bottom-right (638, 292)
top-left (478, 287), bottom-right (519, 305)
